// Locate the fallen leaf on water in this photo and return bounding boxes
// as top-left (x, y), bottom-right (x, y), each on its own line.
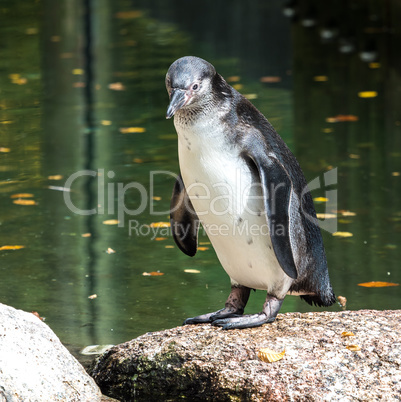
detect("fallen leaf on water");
top-left (358, 281), bottom-right (399, 288)
top-left (152, 196), bottom-right (162, 201)
top-left (106, 248), bottom-right (115, 254)
top-left (337, 295), bottom-right (347, 307)
top-left (369, 62), bottom-right (380, 69)
top-left (349, 154), bottom-right (360, 159)
top-left (103, 219), bottom-right (120, 225)
top-left (342, 331), bottom-right (355, 337)
top-left (108, 82), bottom-right (125, 91)
top-left (48, 175), bottom-right (63, 180)
top-left (81, 233), bottom-right (91, 238)
top-left (26, 28), bottom-right (38, 35)
top-left (199, 242), bottom-right (211, 245)
top-left (154, 237), bottom-right (167, 241)
top-left (314, 76), bottom-right (328, 82)
top-left (184, 269), bottom-right (201, 274)
top-left (72, 82), bottom-right (86, 88)
top-left (133, 158), bottom-right (144, 163)
top-left (316, 213), bottom-right (337, 219)
top-left (358, 91), bottom-right (378, 98)
top-left (325, 115), bottom-right (359, 123)
top-left (392, 172), bottom-right (400, 177)
top-left (346, 345), bottom-right (361, 351)
top-left (150, 222), bottom-right (170, 228)
top-left (258, 348), bottom-right (285, 363)
top-left (332, 231), bottom-right (353, 238)
top-left (10, 193), bottom-right (34, 199)
top-left (165, 245), bottom-right (174, 249)
top-left (119, 127), bottom-right (146, 134)
top-left (88, 294), bottom-right (97, 299)
top-left (341, 211), bottom-right (356, 217)
top-left (313, 197), bottom-right (329, 202)
top-left (244, 94), bottom-right (258, 100)
top-left (197, 247), bottom-right (209, 251)
top-left (142, 271), bottom-right (164, 276)
top-left (0, 245), bottom-right (25, 251)
top-left (0, 147), bottom-right (11, 153)
top-left (322, 128), bottom-right (334, 133)
top-left (232, 84), bottom-right (243, 90)
top-left (101, 120), bottom-right (112, 126)
top-left (13, 199), bottom-right (37, 206)
top-left (260, 76), bottom-right (281, 83)
top-left (72, 68), bottom-right (84, 75)
top-left (227, 76), bottom-right (240, 82)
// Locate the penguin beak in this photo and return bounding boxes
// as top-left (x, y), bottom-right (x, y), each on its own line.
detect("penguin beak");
top-left (166, 89), bottom-right (187, 119)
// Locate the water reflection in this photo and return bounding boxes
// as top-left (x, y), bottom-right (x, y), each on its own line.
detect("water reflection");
top-left (0, 0), bottom-right (400, 361)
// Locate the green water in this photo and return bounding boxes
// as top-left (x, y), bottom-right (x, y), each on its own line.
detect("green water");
top-left (0, 0), bottom-right (400, 361)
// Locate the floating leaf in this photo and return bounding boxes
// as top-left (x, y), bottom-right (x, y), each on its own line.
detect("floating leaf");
top-left (358, 91), bottom-right (378, 98)
top-left (258, 348), bottom-right (285, 363)
top-left (152, 196), bottom-right (162, 201)
top-left (103, 219), bottom-right (120, 225)
top-left (322, 128), bottom-right (334, 133)
top-left (72, 68), bottom-right (84, 75)
top-left (197, 247), bottom-right (209, 251)
top-left (349, 154), bottom-right (360, 159)
top-left (108, 82), bottom-right (125, 91)
top-left (142, 271), bottom-right (164, 276)
top-left (150, 222), bottom-right (170, 228)
top-left (199, 242), bottom-right (211, 245)
top-left (119, 127), bottom-right (146, 134)
top-left (165, 245), bottom-right (174, 249)
top-left (88, 294), bottom-right (97, 299)
top-left (392, 172), bottom-right (400, 177)
top-left (313, 197), bottom-right (329, 202)
top-left (0, 147), bottom-right (11, 153)
top-left (260, 76), bottom-right (281, 83)
top-left (244, 94), bottom-right (258, 100)
top-left (358, 281), bottom-right (399, 288)
top-left (48, 175), bottom-right (63, 180)
top-left (184, 269), bottom-right (201, 274)
top-left (326, 115), bottom-right (359, 123)
top-left (101, 120), bottom-right (112, 126)
top-left (154, 237), bottom-right (167, 241)
top-left (81, 233), bottom-right (91, 238)
top-left (10, 193), bottom-right (34, 199)
top-left (341, 211), bottom-right (356, 217)
top-left (346, 345), bottom-right (361, 351)
top-left (0, 245), bottom-right (25, 251)
top-left (369, 62), bottom-right (380, 69)
top-left (332, 231), bottom-right (353, 238)
top-left (106, 247), bottom-right (115, 254)
top-left (314, 76), bottom-right (328, 82)
top-left (227, 76), bottom-right (240, 82)
top-left (13, 199), bottom-right (36, 205)
top-left (232, 84), bottom-right (243, 90)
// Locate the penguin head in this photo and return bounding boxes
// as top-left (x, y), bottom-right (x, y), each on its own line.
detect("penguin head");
top-left (165, 56), bottom-right (216, 119)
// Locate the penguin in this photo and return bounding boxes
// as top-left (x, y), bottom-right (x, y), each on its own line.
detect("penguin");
top-left (166, 56), bottom-right (336, 330)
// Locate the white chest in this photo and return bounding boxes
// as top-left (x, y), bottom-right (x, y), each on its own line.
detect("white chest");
top-left (174, 117), bottom-right (291, 295)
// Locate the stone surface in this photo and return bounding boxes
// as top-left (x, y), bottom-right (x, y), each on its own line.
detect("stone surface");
top-left (90, 310), bottom-right (401, 401)
top-left (0, 303), bottom-right (102, 402)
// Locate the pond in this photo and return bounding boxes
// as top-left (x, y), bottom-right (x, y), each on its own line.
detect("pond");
top-left (0, 0), bottom-right (400, 363)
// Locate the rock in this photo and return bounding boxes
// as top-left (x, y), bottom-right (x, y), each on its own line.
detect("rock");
top-left (0, 303), bottom-right (102, 402)
top-left (89, 310), bottom-right (401, 401)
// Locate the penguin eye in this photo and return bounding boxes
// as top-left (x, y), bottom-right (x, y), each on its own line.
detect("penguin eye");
top-left (192, 83), bottom-right (199, 91)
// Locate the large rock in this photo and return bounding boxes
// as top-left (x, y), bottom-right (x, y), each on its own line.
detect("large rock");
top-left (0, 303), bottom-right (102, 401)
top-left (90, 310), bottom-right (401, 401)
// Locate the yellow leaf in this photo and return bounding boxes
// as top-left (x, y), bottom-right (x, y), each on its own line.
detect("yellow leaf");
top-left (346, 345), bottom-right (361, 351)
top-left (244, 94), bottom-right (258, 100)
top-left (72, 68), bottom-right (84, 75)
top-left (260, 76), bottom-right (281, 83)
top-left (358, 91), bottom-right (378, 98)
top-left (101, 120), bottom-right (112, 126)
top-left (165, 245), bottom-right (174, 249)
top-left (119, 127), bottom-right (146, 134)
top-left (13, 199), bottom-right (36, 206)
top-left (48, 175), bottom-right (63, 180)
top-left (232, 84), bottom-right (243, 90)
top-left (0, 147), bottom-right (11, 153)
top-left (150, 222), bottom-right (170, 228)
top-left (103, 219), bottom-right (120, 225)
top-left (325, 115), bottom-right (359, 123)
top-left (81, 233), bottom-right (91, 238)
top-left (392, 172), bottom-right (400, 177)
top-left (88, 294), bottom-right (97, 299)
top-left (332, 231), bottom-right (353, 238)
top-left (10, 193), bottom-right (34, 199)
top-left (368, 62), bottom-right (380, 69)
top-left (227, 76), bottom-right (240, 82)
top-left (314, 76), bottom-right (328, 82)
top-left (341, 211), bottom-right (356, 217)
top-left (106, 247), bottom-right (116, 254)
top-left (108, 82), bottom-right (125, 91)
top-left (358, 281), bottom-right (399, 288)
top-left (152, 196), bottom-right (162, 201)
top-left (258, 348), bottom-right (285, 363)
top-left (341, 331), bottom-right (355, 337)
top-left (199, 242), bottom-right (211, 245)
top-left (184, 269), bottom-right (201, 273)
top-left (197, 247), bottom-right (209, 251)
top-left (133, 158), bottom-right (144, 163)
top-left (0, 245), bottom-right (25, 251)
top-left (154, 237), bottom-right (167, 241)
top-left (337, 296), bottom-right (347, 307)
top-left (322, 128), bottom-right (334, 133)
top-left (313, 197), bottom-right (329, 202)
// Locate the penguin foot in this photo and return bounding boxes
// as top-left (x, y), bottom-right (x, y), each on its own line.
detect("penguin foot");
top-left (212, 295), bottom-right (284, 330)
top-left (183, 284), bottom-right (251, 326)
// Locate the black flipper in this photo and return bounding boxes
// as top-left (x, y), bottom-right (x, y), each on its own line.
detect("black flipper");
top-left (242, 149), bottom-right (298, 280)
top-left (170, 174), bottom-right (200, 257)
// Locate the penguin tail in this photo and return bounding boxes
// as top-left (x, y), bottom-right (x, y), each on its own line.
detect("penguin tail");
top-left (301, 289), bottom-right (336, 307)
